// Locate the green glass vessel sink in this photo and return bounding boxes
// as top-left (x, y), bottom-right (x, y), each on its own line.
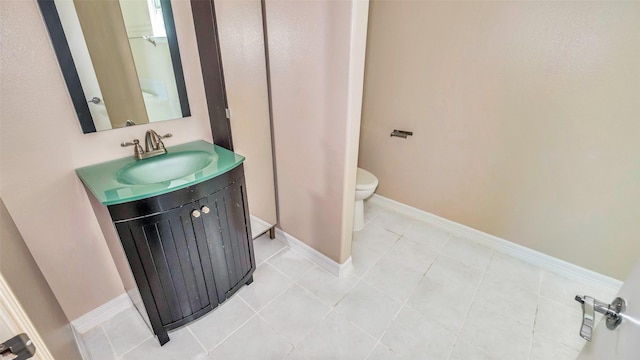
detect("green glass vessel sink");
top-left (116, 150), bottom-right (216, 185)
top-left (76, 140), bottom-right (245, 205)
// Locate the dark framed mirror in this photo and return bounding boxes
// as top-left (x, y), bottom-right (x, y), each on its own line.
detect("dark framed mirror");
top-left (38, 0), bottom-right (190, 133)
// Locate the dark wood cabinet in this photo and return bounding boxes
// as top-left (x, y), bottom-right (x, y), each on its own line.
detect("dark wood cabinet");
top-left (107, 165), bottom-right (255, 345)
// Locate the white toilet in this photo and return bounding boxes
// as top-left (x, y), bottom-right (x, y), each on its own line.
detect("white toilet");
top-left (354, 167), bottom-right (378, 231)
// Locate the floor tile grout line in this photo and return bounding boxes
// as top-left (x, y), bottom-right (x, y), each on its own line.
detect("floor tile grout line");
top-left (241, 262), bottom-right (354, 351)
top-left (324, 307), bottom-right (379, 343)
top-left (331, 278), bottom-right (398, 339)
top-left (275, 269), bottom-right (387, 357)
top-left (260, 234), bottom-right (336, 286)
top-left (265, 248), bottom-right (318, 283)
top-left (363, 251), bottom-right (441, 359)
top-left (94, 325), bottom-right (119, 360)
top-left (442, 234), bottom-right (462, 360)
top-left (100, 309), bottom-right (155, 359)
top-left (205, 310), bottom-right (260, 354)
top-left (359, 209), bottom-right (462, 358)
top-left (362, 210), bottom-right (381, 228)
top-left (444, 253), bottom-right (498, 360)
top-left (116, 333), bottom-right (154, 359)
top-left (255, 239), bottom-right (289, 266)
top-left (277, 307), bottom-right (376, 358)
top-left (252, 281), bottom-right (337, 325)
top-left (291, 272), bottom-right (344, 309)
top-left (352, 231), bottom-right (402, 281)
top-left (453, 249), bottom-right (494, 341)
top-left (355, 210), bottom-right (463, 286)
top-left (238, 277), bottom-right (294, 314)
top-left (527, 268), bottom-right (546, 358)
top-left (240, 244), bottom-right (304, 315)
top-left (253, 312), bottom-right (298, 348)
top-left (278, 305), bottom-right (336, 354)
top-left (185, 326), bottom-right (210, 356)
top-left (292, 262), bottom-right (360, 308)
top-left (356, 239), bottom-right (442, 303)
top-left (358, 230), bottom-right (450, 313)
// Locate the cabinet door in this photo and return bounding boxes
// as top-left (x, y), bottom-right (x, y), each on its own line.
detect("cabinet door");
top-left (195, 180), bottom-right (255, 301)
top-left (115, 204), bottom-right (218, 328)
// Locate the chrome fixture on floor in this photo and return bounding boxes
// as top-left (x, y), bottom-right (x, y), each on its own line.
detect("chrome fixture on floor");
top-left (575, 294), bottom-right (626, 341)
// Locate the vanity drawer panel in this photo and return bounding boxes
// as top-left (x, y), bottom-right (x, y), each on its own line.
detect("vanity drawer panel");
top-left (108, 165), bottom-right (244, 222)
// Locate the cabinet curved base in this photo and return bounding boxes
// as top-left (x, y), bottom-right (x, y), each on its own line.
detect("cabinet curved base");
top-left (156, 271), bottom-right (256, 344)
top-left (108, 165), bottom-right (256, 346)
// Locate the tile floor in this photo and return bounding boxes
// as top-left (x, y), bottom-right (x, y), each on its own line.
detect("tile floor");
top-left (78, 201), bottom-right (619, 360)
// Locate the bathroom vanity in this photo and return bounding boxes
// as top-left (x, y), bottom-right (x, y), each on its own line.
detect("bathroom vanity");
top-left (76, 140), bottom-right (255, 345)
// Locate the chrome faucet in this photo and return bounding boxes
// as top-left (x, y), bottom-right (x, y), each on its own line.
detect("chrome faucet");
top-left (122, 130), bottom-right (172, 160)
top-left (145, 129), bottom-right (163, 152)
top-left (143, 130), bottom-right (172, 158)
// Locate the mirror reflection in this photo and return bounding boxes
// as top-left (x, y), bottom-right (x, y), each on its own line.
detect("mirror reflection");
top-left (41, 0), bottom-right (190, 132)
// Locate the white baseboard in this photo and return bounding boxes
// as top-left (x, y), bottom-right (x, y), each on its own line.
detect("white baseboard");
top-left (369, 194), bottom-right (623, 291)
top-left (72, 228), bottom-right (351, 333)
top-left (71, 293), bottom-right (132, 334)
top-left (275, 228), bottom-right (353, 279)
top-left (71, 325), bottom-right (91, 360)
top-left (127, 288), bottom-right (152, 331)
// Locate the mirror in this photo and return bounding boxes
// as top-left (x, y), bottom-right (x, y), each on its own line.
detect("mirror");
top-left (38, 0), bottom-right (190, 133)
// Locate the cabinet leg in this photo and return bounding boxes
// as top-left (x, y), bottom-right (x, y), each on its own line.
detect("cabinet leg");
top-left (246, 276), bottom-right (254, 285)
top-left (157, 331), bottom-right (170, 346)
top-left (269, 227), bottom-right (275, 239)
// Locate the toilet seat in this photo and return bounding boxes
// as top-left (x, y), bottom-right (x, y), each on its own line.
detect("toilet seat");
top-left (356, 168), bottom-right (378, 191)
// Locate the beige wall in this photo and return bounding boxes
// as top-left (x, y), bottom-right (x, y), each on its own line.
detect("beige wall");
top-left (265, 0), bottom-right (368, 263)
top-left (0, 199), bottom-right (83, 360)
top-left (0, 0), bottom-right (211, 319)
top-left (360, 1), bottom-right (640, 279)
top-left (215, 0), bottom-right (277, 229)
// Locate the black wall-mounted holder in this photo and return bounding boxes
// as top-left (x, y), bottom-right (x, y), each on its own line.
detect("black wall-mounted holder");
top-left (390, 130), bottom-right (413, 139)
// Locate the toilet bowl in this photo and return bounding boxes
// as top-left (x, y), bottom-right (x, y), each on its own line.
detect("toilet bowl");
top-left (353, 167), bottom-right (378, 231)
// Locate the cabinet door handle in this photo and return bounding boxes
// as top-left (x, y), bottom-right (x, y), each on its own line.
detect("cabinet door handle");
top-left (192, 210), bottom-right (201, 218)
top-left (201, 206), bottom-right (210, 214)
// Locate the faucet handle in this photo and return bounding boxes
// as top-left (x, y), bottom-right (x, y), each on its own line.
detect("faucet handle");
top-left (121, 139), bottom-right (144, 159)
top-left (155, 133), bottom-right (172, 151)
top-left (121, 139), bottom-right (140, 147)
top-left (575, 295), bottom-right (595, 341)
